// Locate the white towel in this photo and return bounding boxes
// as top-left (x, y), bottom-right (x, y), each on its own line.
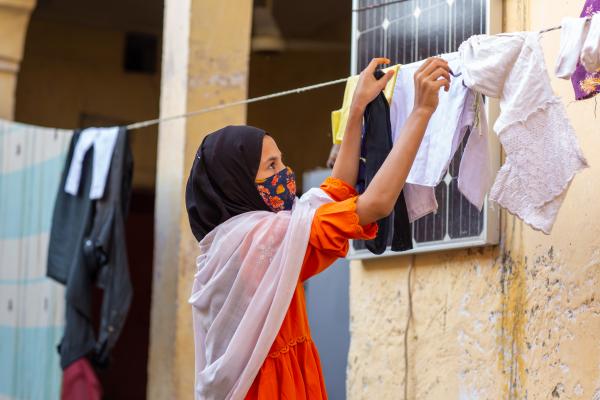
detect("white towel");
top-left (581, 13), bottom-right (600, 73)
top-left (555, 17), bottom-right (590, 79)
top-left (64, 126), bottom-right (119, 199)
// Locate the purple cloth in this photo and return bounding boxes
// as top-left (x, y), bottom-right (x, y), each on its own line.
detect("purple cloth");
top-left (572, 0), bottom-right (600, 100)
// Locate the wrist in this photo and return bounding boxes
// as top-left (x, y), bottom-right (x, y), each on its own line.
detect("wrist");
top-left (347, 106), bottom-right (365, 128)
top-left (349, 101), bottom-right (366, 117)
top-left (411, 107), bottom-right (434, 119)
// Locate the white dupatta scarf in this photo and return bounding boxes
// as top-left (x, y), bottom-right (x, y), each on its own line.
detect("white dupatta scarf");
top-left (188, 187), bottom-right (333, 399)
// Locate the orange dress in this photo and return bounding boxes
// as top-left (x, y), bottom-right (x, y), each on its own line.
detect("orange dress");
top-left (245, 177), bottom-right (377, 399)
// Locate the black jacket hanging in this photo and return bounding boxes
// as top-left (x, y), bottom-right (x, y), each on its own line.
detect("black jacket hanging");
top-left (47, 127), bottom-right (133, 369)
top-left (360, 69), bottom-right (413, 255)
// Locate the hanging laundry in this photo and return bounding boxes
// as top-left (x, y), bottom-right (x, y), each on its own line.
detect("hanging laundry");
top-left (331, 64), bottom-right (400, 145)
top-left (358, 69), bottom-right (412, 254)
top-left (572, 0), bottom-right (600, 100)
top-left (456, 94), bottom-right (492, 214)
top-left (460, 32), bottom-right (588, 234)
top-left (581, 13), bottom-right (600, 73)
top-left (390, 53), bottom-right (492, 222)
top-left (47, 127), bottom-right (133, 369)
top-left (555, 17), bottom-right (590, 79)
top-left (64, 127), bottom-right (120, 199)
top-left (0, 120), bottom-right (71, 400)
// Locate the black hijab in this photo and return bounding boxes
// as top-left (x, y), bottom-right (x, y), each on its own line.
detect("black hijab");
top-left (185, 125), bottom-right (271, 241)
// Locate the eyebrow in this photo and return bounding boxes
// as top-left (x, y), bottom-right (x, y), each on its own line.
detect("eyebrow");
top-left (264, 153), bottom-right (282, 165)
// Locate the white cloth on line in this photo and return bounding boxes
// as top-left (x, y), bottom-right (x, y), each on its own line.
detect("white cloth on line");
top-left (390, 53), bottom-right (492, 222)
top-left (64, 126), bottom-right (119, 199)
top-left (457, 92), bottom-right (491, 211)
top-left (392, 53), bottom-right (468, 186)
top-left (581, 13), bottom-right (600, 73)
top-left (460, 32), bottom-right (588, 234)
top-left (402, 92), bottom-right (491, 223)
top-left (555, 16), bottom-right (590, 79)
top-left (188, 188), bottom-right (332, 400)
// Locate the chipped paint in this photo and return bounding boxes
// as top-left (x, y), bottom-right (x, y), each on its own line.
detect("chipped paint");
top-left (349, 232), bottom-right (600, 399)
top-left (497, 251), bottom-right (527, 399)
top-left (347, 2), bottom-right (600, 398)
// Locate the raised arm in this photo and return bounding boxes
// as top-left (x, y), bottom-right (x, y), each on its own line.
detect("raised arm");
top-left (355, 57), bottom-right (450, 225)
top-left (331, 57), bottom-right (395, 186)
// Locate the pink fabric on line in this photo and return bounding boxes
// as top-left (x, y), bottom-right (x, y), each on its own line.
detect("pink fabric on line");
top-left (61, 358), bottom-right (102, 400)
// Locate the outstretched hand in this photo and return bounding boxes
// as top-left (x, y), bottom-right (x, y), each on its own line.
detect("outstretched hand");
top-left (331, 57), bottom-right (392, 186)
top-left (330, 56), bottom-right (450, 198)
top-left (413, 57), bottom-right (451, 115)
top-left (353, 57), bottom-right (451, 226)
top-left (350, 57), bottom-right (396, 111)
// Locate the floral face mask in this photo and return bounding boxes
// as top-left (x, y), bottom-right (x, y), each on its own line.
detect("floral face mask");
top-left (255, 166), bottom-right (297, 212)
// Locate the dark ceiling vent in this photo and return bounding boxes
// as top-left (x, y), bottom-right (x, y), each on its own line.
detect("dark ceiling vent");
top-left (124, 32), bottom-right (158, 74)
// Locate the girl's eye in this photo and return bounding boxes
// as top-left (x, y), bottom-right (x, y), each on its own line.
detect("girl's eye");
top-left (269, 162), bottom-right (276, 169)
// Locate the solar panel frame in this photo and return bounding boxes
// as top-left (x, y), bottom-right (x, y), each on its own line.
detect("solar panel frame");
top-left (348, 0), bottom-right (502, 259)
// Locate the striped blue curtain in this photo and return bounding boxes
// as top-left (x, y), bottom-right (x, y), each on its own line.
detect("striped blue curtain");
top-left (0, 120), bottom-right (72, 400)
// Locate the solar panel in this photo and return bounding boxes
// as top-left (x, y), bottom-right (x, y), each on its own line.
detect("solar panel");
top-left (350, 0), bottom-right (499, 258)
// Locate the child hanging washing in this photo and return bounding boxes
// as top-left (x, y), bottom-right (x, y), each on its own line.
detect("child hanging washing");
top-left (185, 56), bottom-right (451, 400)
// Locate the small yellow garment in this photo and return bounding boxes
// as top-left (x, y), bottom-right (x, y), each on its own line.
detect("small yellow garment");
top-left (331, 64), bottom-right (400, 144)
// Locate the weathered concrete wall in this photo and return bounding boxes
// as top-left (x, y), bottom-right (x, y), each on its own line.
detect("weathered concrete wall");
top-left (347, 0), bottom-right (600, 399)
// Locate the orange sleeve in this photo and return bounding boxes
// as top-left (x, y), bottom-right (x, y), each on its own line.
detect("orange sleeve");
top-left (319, 176), bottom-right (358, 202)
top-left (300, 186), bottom-right (378, 281)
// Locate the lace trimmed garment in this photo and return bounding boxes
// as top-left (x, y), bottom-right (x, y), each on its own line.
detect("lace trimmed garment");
top-left (459, 32), bottom-right (588, 234)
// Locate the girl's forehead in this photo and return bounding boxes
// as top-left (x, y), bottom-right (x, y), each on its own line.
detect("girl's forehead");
top-left (261, 136), bottom-right (281, 156)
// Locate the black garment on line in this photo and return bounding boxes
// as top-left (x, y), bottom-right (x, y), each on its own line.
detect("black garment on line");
top-left (185, 125), bottom-right (271, 242)
top-left (361, 69), bottom-right (413, 255)
top-left (47, 128), bottom-right (133, 369)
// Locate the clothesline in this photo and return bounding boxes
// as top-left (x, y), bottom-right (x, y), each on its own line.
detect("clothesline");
top-left (122, 24), bottom-right (568, 132)
top-left (539, 25), bottom-right (562, 34)
top-left (125, 78), bottom-right (348, 130)
top-left (18, 23), bottom-right (571, 133)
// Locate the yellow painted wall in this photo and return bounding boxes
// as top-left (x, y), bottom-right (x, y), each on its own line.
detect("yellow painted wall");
top-left (0, 0), bottom-right (36, 119)
top-left (347, 1), bottom-right (600, 399)
top-left (15, 15), bottom-right (160, 189)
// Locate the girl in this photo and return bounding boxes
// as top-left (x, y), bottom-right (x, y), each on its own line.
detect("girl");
top-left (186, 57), bottom-right (450, 400)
